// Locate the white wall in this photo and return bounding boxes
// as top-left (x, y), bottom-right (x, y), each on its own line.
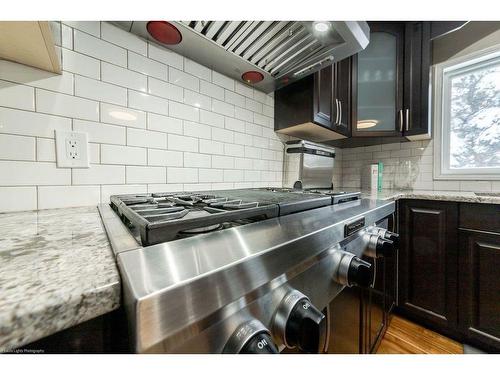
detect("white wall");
top-left (0, 22), bottom-right (284, 212)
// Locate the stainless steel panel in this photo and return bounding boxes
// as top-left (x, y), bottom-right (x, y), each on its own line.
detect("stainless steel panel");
top-left (301, 153), bottom-right (335, 190)
top-left (117, 198), bottom-right (395, 352)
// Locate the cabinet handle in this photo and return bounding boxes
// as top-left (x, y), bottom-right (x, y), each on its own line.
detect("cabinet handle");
top-left (338, 100), bottom-right (342, 125)
top-left (334, 99), bottom-right (340, 125)
top-left (405, 109), bottom-right (410, 131)
top-left (398, 110), bottom-right (403, 132)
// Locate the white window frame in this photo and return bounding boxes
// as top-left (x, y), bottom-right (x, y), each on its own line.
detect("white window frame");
top-left (433, 44), bottom-right (500, 180)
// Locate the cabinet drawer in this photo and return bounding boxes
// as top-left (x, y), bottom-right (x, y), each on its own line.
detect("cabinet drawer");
top-left (459, 204), bottom-right (500, 233)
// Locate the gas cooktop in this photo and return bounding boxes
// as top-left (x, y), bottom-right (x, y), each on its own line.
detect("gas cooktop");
top-left (109, 188), bottom-right (360, 246)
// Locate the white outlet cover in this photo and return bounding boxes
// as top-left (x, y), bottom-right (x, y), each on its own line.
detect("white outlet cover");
top-left (55, 130), bottom-right (90, 168)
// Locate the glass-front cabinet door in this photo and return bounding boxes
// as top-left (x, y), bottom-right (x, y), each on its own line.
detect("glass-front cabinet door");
top-left (353, 22), bottom-right (405, 137)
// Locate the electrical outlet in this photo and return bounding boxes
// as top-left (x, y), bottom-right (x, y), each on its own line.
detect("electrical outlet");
top-left (55, 130), bottom-right (90, 168)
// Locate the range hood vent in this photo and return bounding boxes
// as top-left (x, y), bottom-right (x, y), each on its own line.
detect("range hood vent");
top-left (110, 21), bottom-right (369, 93)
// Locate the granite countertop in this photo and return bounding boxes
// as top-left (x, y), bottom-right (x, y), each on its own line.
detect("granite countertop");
top-left (0, 206), bottom-right (120, 352)
top-left (342, 188), bottom-right (500, 205)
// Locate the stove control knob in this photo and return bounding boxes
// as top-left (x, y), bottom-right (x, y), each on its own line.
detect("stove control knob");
top-left (332, 250), bottom-right (373, 288)
top-left (366, 232), bottom-right (395, 258)
top-left (347, 256), bottom-right (373, 288)
top-left (376, 237), bottom-right (395, 257)
top-left (223, 319), bottom-right (279, 354)
top-left (382, 230), bottom-right (399, 248)
top-left (273, 290), bottom-right (326, 353)
top-left (370, 228), bottom-right (400, 249)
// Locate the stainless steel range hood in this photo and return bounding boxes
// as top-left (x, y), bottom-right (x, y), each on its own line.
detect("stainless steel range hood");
top-left (110, 21), bottom-right (369, 93)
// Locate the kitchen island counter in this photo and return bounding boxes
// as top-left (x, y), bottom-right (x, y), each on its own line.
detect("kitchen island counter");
top-left (0, 206), bottom-right (120, 352)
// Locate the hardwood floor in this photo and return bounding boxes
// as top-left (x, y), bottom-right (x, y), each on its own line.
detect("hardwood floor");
top-left (376, 315), bottom-right (464, 354)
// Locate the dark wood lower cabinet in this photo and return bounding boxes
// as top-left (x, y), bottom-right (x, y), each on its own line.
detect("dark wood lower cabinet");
top-left (398, 199), bottom-right (500, 353)
top-left (459, 230), bottom-right (500, 353)
top-left (398, 200), bottom-right (458, 336)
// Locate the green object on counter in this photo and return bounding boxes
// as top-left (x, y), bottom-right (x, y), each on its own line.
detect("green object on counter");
top-left (377, 162), bottom-right (383, 192)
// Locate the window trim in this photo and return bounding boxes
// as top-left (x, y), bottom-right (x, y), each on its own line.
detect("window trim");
top-left (433, 44), bottom-right (500, 181)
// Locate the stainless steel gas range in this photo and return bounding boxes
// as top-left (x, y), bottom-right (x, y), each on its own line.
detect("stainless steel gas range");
top-left (98, 188), bottom-right (398, 354)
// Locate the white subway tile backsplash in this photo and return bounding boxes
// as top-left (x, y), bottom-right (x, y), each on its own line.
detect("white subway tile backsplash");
top-left (200, 139), bottom-right (224, 155)
top-left (36, 89), bottom-right (99, 121)
top-left (62, 49), bottom-right (100, 79)
top-left (74, 30), bottom-right (127, 67)
top-left (75, 75), bottom-right (127, 106)
top-left (225, 117), bottom-right (245, 133)
top-left (224, 90), bottom-right (245, 108)
top-left (0, 21), bottom-right (280, 212)
top-left (169, 68), bottom-right (199, 92)
top-left (224, 169), bottom-right (244, 182)
top-left (100, 103), bottom-right (146, 128)
top-left (212, 99), bottom-right (234, 117)
top-left (73, 164), bottom-right (125, 185)
top-left (61, 24), bottom-right (73, 49)
top-left (212, 71), bottom-right (234, 91)
top-left (169, 101), bottom-right (199, 122)
top-left (148, 149), bottom-right (183, 167)
top-left (224, 143), bottom-right (244, 157)
top-left (127, 128), bottom-right (167, 149)
top-left (184, 90), bottom-right (211, 110)
top-left (101, 144), bottom-right (147, 165)
top-left (200, 110), bottom-right (224, 128)
top-left (128, 52), bottom-right (167, 80)
top-left (101, 22), bottom-right (147, 56)
top-left (0, 80), bottom-right (35, 111)
top-left (64, 21), bottom-right (100, 37)
top-left (245, 98), bottom-right (263, 113)
top-left (147, 183), bottom-right (183, 193)
top-left (184, 152), bottom-right (211, 168)
top-left (148, 77), bottom-right (184, 101)
top-left (168, 134), bottom-right (198, 152)
top-left (101, 184), bottom-right (148, 203)
top-left (128, 90), bottom-right (169, 116)
top-left (184, 121), bottom-right (211, 140)
top-left (234, 107), bottom-right (253, 122)
top-left (37, 138), bottom-right (56, 162)
top-left (199, 168), bottom-right (223, 183)
top-left (235, 82), bottom-right (254, 98)
top-left (212, 128), bottom-right (234, 143)
top-left (0, 107), bottom-right (71, 138)
top-left (147, 113), bottom-right (183, 134)
top-left (127, 166), bottom-right (166, 184)
top-left (0, 134), bottom-right (35, 161)
top-left (0, 161), bottom-right (70, 186)
top-left (73, 120), bottom-right (125, 145)
top-left (102, 62), bottom-right (147, 92)
top-left (184, 59), bottom-right (211, 81)
top-left (0, 60), bottom-right (74, 95)
top-left (253, 90), bottom-right (267, 104)
top-left (148, 43), bottom-right (183, 70)
top-left (200, 80), bottom-right (224, 100)
top-left (167, 167), bottom-right (198, 183)
top-left (38, 185), bottom-right (101, 209)
top-left (0, 187), bottom-right (37, 212)
top-left (212, 155), bottom-right (234, 169)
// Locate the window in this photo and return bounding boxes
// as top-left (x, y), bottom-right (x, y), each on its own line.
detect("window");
top-left (434, 46), bottom-right (500, 180)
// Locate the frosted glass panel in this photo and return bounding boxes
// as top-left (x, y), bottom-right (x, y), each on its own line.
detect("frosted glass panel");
top-left (357, 32), bottom-right (397, 132)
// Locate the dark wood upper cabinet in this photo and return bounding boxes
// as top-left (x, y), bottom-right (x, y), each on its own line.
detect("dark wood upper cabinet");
top-left (275, 21), bottom-right (434, 148)
top-left (274, 59), bottom-right (351, 143)
top-left (403, 21), bottom-right (432, 139)
top-left (459, 230), bottom-right (500, 352)
top-left (352, 22), bottom-right (405, 138)
top-left (398, 200), bottom-right (459, 336)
